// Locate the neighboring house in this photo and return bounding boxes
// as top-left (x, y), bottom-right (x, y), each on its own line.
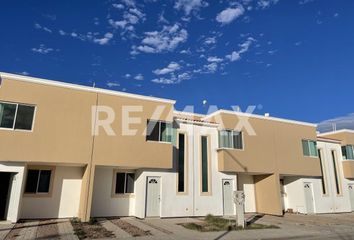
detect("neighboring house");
top-left (0, 72), bottom-right (351, 223)
top-left (283, 137), bottom-right (353, 214)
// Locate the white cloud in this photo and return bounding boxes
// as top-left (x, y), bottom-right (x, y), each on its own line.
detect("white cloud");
top-left (152, 72), bottom-right (191, 84)
top-left (121, 0), bottom-right (136, 7)
top-left (34, 23), bottom-right (52, 33)
top-left (31, 44), bottom-right (55, 54)
top-left (19, 71), bottom-right (29, 76)
top-left (58, 30), bottom-right (66, 35)
top-left (134, 73), bottom-right (144, 80)
top-left (318, 113), bottom-right (354, 133)
top-left (257, 0), bottom-right (279, 9)
top-left (204, 62), bottom-right (218, 73)
top-left (106, 82), bottom-right (120, 87)
top-left (226, 37), bottom-right (255, 61)
top-left (153, 62), bottom-right (181, 75)
top-left (299, 0), bottom-right (314, 5)
top-left (124, 73), bottom-right (131, 78)
top-left (216, 6), bottom-right (245, 24)
top-left (174, 0), bottom-right (208, 16)
top-left (204, 37), bottom-right (217, 45)
top-left (113, 3), bottom-right (125, 9)
top-left (226, 51), bottom-right (241, 61)
top-left (93, 32), bottom-right (114, 45)
top-left (207, 56), bottom-right (223, 63)
top-left (134, 24), bottom-right (188, 54)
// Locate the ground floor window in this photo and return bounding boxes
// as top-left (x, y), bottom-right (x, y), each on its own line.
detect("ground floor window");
top-left (24, 169), bottom-right (52, 194)
top-left (114, 172), bottom-right (135, 194)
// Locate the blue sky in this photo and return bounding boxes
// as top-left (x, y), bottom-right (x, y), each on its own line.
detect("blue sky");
top-left (0, 0), bottom-right (353, 129)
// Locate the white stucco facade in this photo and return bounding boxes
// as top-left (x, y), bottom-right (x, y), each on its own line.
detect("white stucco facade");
top-left (91, 121), bottom-right (239, 218)
top-left (283, 140), bottom-right (353, 214)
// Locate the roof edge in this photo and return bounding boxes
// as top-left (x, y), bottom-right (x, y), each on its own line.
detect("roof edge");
top-left (0, 72), bottom-right (176, 105)
top-left (318, 129), bottom-right (354, 136)
top-left (203, 109), bottom-right (317, 127)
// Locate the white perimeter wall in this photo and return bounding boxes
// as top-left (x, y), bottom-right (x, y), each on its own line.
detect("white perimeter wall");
top-left (21, 166), bottom-right (83, 219)
top-left (237, 174), bottom-right (256, 213)
top-left (284, 141), bottom-right (352, 214)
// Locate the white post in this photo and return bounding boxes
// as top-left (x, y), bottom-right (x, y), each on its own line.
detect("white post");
top-left (234, 190), bottom-right (245, 228)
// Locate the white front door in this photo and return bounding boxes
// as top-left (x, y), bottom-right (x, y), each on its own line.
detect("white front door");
top-left (146, 177), bottom-right (161, 217)
top-left (349, 184), bottom-right (354, 211)
top-left (222, 179), bottom-right (234, 216)
top-left (304, 182), bottom-right (315, 214)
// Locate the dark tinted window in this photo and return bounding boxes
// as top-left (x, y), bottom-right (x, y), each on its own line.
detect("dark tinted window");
top-left (125, 173), bottom-right (135, 193)
top-left (201, 136), bottom-right (209, 193)
top-left (146, 120), bottom-right (159, 141)
top-left (14, 105), bottom-right (35, 130)
top-left (178, 134), bottom-right (185, 192)
top-left (25, 170), bottom-right (39, 193)
top-left (115, 173), bottom-right (125, 194)
top-left (233, 131), bottom-right (243, 149)
top-left (0, 103), bottom-right (16, 128)
top-left (37, 170), bottom-right (51, 193)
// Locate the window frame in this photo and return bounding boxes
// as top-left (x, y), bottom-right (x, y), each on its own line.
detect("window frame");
top-left (200, 135), bottom-right (212, 195)
top-left (23, 166), bottom-right (55, 198)
top-left (177, 132), bottom-right (188, 194)
top-left (302, 139), bottom-right (318, 158)
top-left (317, 148), bottom-right (329, 196)
top-left (342, 145), bottom-right (354, 160)
top-left (0, 101), bottom-right (36, 132)
top-left (331, 150), bottom-right (342, 196)
top-left (112, 170), bottom-right (136, 197)
top-left (218, 129), bottom-right (244, 150)
top-left (146, 119), bottom-right (173, 143)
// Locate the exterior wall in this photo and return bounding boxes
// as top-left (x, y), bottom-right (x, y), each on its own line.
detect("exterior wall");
top-left (21, 166), bottom-right (83, 219)
top-left (284, 141), bottom-right (352, 214)
top-left (210, 112), bottom-right (321, 177)
top-left (342, 161), bottom-right (354, 179)
top-left (91, 122), bottom-right (237, 218)
top-left (237, 174), bottom-right (256, 212)
top-left (254, 174), bottom-right (283, 215)
top-left (0, 77), bottom-right (96, 165)
top-left (0, 162), bottom-right (25, 222)
top-left (92, 93), bottom-right (174, 169)
top-left (91, 167), bottom-right (135, 217)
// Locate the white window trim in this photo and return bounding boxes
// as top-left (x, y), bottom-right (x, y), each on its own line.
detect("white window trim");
top-left (0, 101), bottom-right (36, 132)
top-left (219, 130), bottom-right (244, 150)
top-left (113, 170), bottom-right (135, 196)
top-left (147, 120), bottom-right (172, 144)
top-left (303, 139), bottom-right (318, 158)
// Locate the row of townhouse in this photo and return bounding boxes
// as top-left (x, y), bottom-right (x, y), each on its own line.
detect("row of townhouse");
top-left (0, 72), bottom-right (353, 223)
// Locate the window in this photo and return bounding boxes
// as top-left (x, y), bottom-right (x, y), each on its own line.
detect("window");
top-left (25, 169), bottom-right (52, 194)
top-left (178, 133), bottom-right (186, 193)
top-left (0, 102), bottom-right (35, 131)
top-left (318, 149), bottom-right (327, 195)
top-left (342, 145), bottom-right (354, 160)
top-left (115, 172), bottom-right (135, 194)
top-left (219, 130), bottom-right (243, 149)
top-left (302, 140), bottom-right (318, 157)
top-left (331, 150), bottom-right (341, 195)
top-left (201, 136), bottom-right (209, 193)
top-left (146, 120), bottom-right (172, 143)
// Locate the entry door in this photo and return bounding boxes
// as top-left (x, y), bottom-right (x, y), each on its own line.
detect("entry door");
top-left (222, 179), bottom-right (234, 216)
top-left (0, 173), bottom-right (11, 220)
top-left (303, 183), bottom-right (315, 214)
top-left (146, 177), bottom-right (161, 217)
top-left (349, 184), bottom-right (354, 211)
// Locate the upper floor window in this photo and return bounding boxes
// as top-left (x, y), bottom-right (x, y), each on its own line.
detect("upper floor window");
top-left (302, 140), bottom-right (318, 157)
top-left (219, 130), bottom-right (243, 149)
top-left (146, 120), bottom-right (172, 143)
top-left (0, 102), bottom-right (35, 131)
top-left (342, 145), bottom-right (354, 160)
top-left (25, 169), bottom-right (52, 194)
